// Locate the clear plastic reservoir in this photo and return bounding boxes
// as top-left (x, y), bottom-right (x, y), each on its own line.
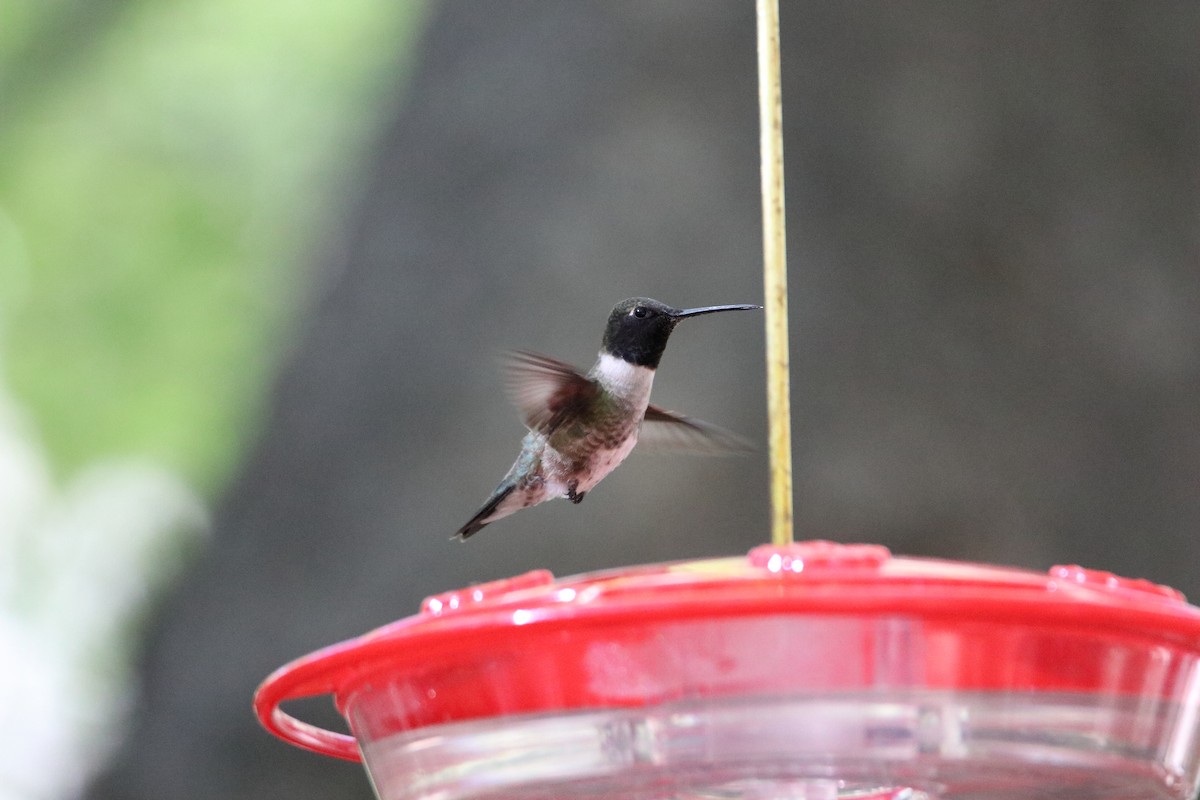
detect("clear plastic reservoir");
top-left (257, 543), bottom-right (1200, 800)
top-left (357, 691), bottom-right (1197, 799)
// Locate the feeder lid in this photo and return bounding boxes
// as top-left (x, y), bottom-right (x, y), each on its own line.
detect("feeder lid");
top-left (254, 541), bottom-right (1200, 761)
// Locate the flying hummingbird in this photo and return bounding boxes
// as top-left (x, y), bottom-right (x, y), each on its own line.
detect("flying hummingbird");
top-left (454, 297), bottom-right (761, 540)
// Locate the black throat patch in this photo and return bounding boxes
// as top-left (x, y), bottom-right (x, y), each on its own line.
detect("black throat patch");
top-left (600, 299), bottom-right (677, 368)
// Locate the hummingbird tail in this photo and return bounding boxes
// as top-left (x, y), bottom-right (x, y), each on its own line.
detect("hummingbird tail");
top-left (453, 482), bottom-right (517, 541)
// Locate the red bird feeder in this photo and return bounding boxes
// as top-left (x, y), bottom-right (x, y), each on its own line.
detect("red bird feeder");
top-left (256, 541), bottom-right (1200, 799)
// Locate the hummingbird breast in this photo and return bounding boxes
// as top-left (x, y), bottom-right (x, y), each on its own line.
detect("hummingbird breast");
top-left (539, 353), bottom-right (656, 496)
top-left (542, 417), bottom-right (641, 496)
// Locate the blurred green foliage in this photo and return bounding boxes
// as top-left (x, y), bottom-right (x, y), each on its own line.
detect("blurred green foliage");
top-left (0, 0), bottom-right (427, 493)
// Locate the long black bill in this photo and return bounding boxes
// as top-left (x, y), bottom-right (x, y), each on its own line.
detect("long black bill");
top-left (672, 303), bottom-right (762, 320)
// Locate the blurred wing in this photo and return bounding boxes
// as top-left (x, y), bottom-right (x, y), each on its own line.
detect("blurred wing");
top-left (504, 351), bottom-right (599, 434)
top-left (638, 404), bottom-right (754, 455)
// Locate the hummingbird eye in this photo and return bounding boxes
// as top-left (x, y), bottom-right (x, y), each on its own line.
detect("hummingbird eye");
top-left (632, 305), bottom-right (648, 318)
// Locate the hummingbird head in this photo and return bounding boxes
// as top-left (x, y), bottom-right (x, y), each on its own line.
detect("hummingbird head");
top-left (600, 297), bottom-right (761, 368)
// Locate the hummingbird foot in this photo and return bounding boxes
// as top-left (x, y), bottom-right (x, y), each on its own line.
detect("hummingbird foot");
top-left (566, 480), bottom-right (586, 504)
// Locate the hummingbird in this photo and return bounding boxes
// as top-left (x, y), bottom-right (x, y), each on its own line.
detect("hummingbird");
top-left (454, 297), bottom-right (761, 539)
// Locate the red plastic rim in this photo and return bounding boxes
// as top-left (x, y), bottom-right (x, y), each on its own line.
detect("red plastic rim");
top-left (254, 541), bottom-right (1200, 762)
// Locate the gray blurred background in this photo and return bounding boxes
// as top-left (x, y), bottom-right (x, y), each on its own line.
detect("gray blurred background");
top-left (8, 1), bottom-right (1194, 798)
